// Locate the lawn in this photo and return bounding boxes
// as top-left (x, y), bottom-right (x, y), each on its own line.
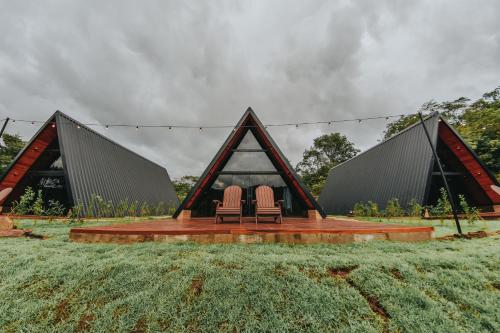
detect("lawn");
top-left (0, 218), bottom-right (499, 332)
top-left (349, 216), bottom-right (500, 238)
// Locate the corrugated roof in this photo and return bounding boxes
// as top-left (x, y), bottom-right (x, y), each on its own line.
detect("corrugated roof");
top-left (318, 114), bottom-right (440, 214)
top-left (55, 112), bottom-right (179, 213)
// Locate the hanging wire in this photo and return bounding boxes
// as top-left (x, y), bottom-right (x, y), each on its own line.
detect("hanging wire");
top-left (5, 113), bottom-right (409, 130)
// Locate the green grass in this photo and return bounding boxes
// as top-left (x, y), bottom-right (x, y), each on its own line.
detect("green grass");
top-left (0, 218), bottom-right (499, 332)
top-left (350, 216), bottom-right (500, 237)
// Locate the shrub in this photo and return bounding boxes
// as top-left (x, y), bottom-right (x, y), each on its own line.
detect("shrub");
top-left (32, 190), bottom-right (45, 216)
top-left (87, 195), bottom-right (114, 218)
top-left (115, 199), bottom-right (129, 217)
top-left (385, 198), bottom-right (404, 218)
top-left (432, 187), bottom-right (452, 216)
top-left (154, 201), bottom-right (166, 216)
top-left (167, 205), bottom-right (176, 216)
top-left (459, 195), bottom-right (481, 225)
top-left (353, 202), bottom-right (366, 216)
top-left (406, 199), bottom-right (423, 217)
top-left (128, 200), bottom-right (138, 217)
top-left (67, 202), bottom-right (84, 224)
top-left (45, 200), bottom-right (65, 217)
top-left (140, 202), bottom-right (151, 217)
top-left (366, 201), bottom-right (379, 217)
top-left (11, 186), bottom-right (36, 215)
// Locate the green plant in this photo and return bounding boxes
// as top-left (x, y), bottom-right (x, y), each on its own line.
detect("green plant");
top-left (366, 201), bottom-right (379, 217)
top-left (11, 186), bottom-right (36, 215)
top-left (385, 198), bottom-right (404, 218)
top-left (2, 218), bottom-right (500, 333)
top-left (140, 202), bottom-right (151, 217)
top-left (459, 195), bottom-right (481, 225)
top-left (167, 205), bottom-right (176, 216)
top-left (88, 194), bottom-right (108, 219)
top-left (406, 198), bottom-right (423, 217)
top-left (45, 200), bottom-right (65, 217)
top-left (67, 202), bottom-right (84, 224)
top-left (99, 200), bottom-right (114, 218)
top-left (128, 200), bottom-right (138, 217)
top-left (353, 202), bottom-right (366, 216)
top-left (115, 199), bottom-right (129, 217)
top-left (154, 201), bottom-right (166, 216)
top-left (32, 190), bottom-right (45, 216)
top-left (432, 188), bottom-right (452, 217)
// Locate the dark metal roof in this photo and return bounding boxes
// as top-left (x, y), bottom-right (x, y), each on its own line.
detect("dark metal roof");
top-left (173, 107), bottom-right (325, 218)
top-left (318, 113), bottom-right (440, 215)
top-left (55, 111), bottom-right (179, 212)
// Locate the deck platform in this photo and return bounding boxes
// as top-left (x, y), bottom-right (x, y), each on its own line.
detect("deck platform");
top-left (69, 217), bottom-right (434, 244)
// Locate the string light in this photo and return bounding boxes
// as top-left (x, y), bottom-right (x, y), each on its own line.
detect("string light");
top-left (4, 113), bottom-right (414, 131)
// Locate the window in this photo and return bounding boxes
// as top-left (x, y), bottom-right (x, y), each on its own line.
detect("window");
top-left (223, 152), bottom-right (277, 172)
top-left (237, 130), bottom-right (262, 149)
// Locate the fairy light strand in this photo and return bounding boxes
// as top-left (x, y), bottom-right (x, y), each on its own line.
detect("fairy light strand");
top-left (3, 113), bottom-right (413, 130)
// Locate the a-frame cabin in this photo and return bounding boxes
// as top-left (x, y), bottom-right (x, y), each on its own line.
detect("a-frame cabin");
top-left (319, 112), bottom-right (500, 215)
top-left (174, 108), bottom-right (325, 220)
top-left (0, 111), bottom-right (179, 215)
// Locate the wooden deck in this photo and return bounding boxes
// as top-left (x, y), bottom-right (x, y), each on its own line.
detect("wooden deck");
top-left (69, 217), bottom-right (434, 244)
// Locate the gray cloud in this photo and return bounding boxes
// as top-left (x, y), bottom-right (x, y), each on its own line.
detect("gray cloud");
top-left (1, 0), bottom-right (499, 178)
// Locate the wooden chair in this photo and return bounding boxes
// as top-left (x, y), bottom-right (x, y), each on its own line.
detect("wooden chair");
top-left (213, 185), bottom-right (245, 224)
top-left (253, 185), bottom-right (283, 224)
top-left (0, 188), bottom-right (13, 214)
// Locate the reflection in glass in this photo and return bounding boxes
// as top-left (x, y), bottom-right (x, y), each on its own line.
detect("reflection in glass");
top-left (212, 175), bottom-right (232, 189)
top-left (49, 156), bottom-right (63, 170)
top-left (237, 131), bottom-right (262, 149)
top-left (223, 152), bottom-right (277, 172)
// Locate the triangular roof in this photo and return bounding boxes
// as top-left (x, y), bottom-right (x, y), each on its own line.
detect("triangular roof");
top-left (318, 112), bottom-right (499, 214)
top-left (0, 111), bottom-right (179, 213)
top-left (173, 107), bottom-right (325, 217)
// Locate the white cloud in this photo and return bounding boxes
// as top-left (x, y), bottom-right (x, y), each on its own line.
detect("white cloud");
top-left (1, 0), bottom-right (498, 178)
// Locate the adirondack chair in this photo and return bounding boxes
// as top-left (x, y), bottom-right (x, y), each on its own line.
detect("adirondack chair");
top-left (253, 185), bottom-right (283, 224)
top-left (213, 185), bottom-right (245, 224)
top-left (0, 188), bottom-right (12, 213)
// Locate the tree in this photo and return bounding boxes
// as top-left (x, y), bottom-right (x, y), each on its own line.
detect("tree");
top-left (383, 87), bottom-right (499, 177)
top-left (173, 175), bottom-right (199, 201)
top-left (296, 133), bottom-right (359, 196)
top-left (383, 97), bottom-right (469, 139)
top-left (0, 133), bottom-right (26, 174)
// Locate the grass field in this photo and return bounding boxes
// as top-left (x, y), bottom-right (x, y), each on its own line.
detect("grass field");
top-left (350, 216), bottom-right (500, 238)
top-left (0, 218), bottom-right (499, 332)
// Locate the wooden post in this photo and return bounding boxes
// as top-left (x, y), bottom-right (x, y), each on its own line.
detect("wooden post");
top-left (418, 112), bottom-right (462, 235)
top-left (0, 117), bottom-right (10, 141)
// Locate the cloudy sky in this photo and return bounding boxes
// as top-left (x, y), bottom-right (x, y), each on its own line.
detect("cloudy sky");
top-left (1, 0), bottom-right (499, 178)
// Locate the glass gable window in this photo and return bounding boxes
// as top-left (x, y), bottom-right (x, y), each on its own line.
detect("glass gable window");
top-left (237, 130), bottom-right (262, 149)
top-left (190, 129), bottom-right (308, 217)
top-left (223, 152), bottom-right (277, 172)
